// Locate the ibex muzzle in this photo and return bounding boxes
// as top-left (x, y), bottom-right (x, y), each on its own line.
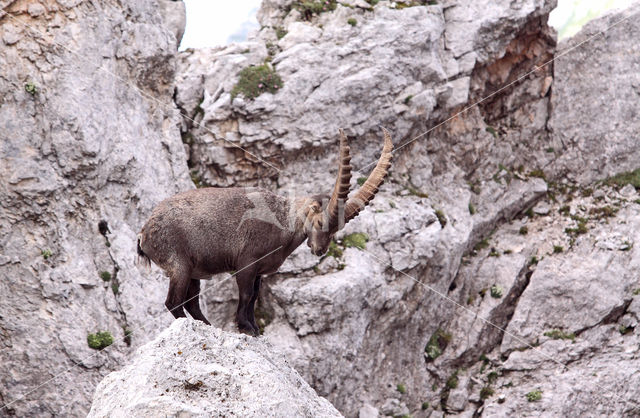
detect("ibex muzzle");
top-left (137, 129), bottom-right (393, 336)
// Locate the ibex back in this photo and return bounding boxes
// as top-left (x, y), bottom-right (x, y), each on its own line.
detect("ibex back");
top-left (137, 129), bottom-right (393, 336)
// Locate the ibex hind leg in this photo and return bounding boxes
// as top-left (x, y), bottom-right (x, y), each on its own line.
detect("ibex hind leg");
top-left (184, 279), bottom-right (211, 325)
top-left (246, 276), bottom-right (262, 334)
top-left (165, 267), bottom-right (191, 319)
top-left (235, 269), bottom-right (259, 336)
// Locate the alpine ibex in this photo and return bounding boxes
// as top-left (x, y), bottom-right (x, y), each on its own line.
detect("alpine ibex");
top-left (137, 128), bottom-right (393, 335)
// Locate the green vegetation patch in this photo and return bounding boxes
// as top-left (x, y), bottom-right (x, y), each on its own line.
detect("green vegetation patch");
top-left (605, 168), bottom-right (640, 190)
top-left (396, 383), bottom-right (407, 394)
top-left (446, 371), bottom-right (459, 389)
top-left (480, 386), bottom-right (494, 400)
top-left (526, 390), bottom-right (542, 402)
top-left (347, 18), bottom-right (357, 26)
top-left (99, 271), bottom-right (112, 281)
top-left (343, 232), bottom-right (369, 250)
top-left (553, 245), bottom-right (564, 254)
top-left (490, 284), bottom-right (503, 298)
top-left (435, 209), bottom-right (447, 228)
top-left (87, 331), bottom-right (114, 350)
top-left (231, 64), bottom-right (283, 101)
top-left (25, 81), bottom-right (37, 95)
top-left (519, 226), bottom-right (528, 235)
top-left (544, 329), bottom-right (575, 342)
top-left (275, 26), bottom-right (288, 39)
top-left (293, 0), bottom-right (337, 20)
top-left (41, 249), bottom-right (52, 259)
top-left (468, 202), bottom-right (476, 215)
top-left (327, 240), bottom-right (343, 258)
top-left (357, 176), bottom-right (367, 186)
top-left (425, 328), bottom-right (452, 360)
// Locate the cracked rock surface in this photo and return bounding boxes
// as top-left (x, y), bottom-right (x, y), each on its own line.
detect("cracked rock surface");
top-left (3, 0), bottom-right (640, 416)
top-left (88, 318), bottom-right (341, 418)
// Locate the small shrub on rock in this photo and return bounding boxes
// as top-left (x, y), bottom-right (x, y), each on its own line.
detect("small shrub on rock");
top-left (231, 64), bottom-right (283, 101)
top-left (87, 331), bottom-right (114, 350)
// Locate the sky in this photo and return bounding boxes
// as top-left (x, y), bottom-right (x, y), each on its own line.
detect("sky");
top-left (179, 0), bottom-right (634, 50)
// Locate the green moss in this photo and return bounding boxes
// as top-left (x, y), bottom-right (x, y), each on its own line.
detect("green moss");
top-left (327, 241), bottom-right (343, 258)
top-left (275, 26), bottom-right (288, 39)
top-left (474, 238), bottom-right (490, 252)
top-left (487, 371), bottom-right (498, 384)
top-left (489, 248), bottom-right (500, 257)
top-left (528, 169), bottom-right (546, 180)
top-left (343, 232), bottom-right (369, 250)
top-left (25, 81), bottom-right (37, 95)
top-left (480, 386), bottom-right (494, 400)
top-left (490, 284), bottom-right (503, 298)
top-left (633, 288), bottom-right (640, 296)
top-left (589, 206), bottom-right (618, 219)
top-left (41, 249), bottom-right (52, 259)
top-left (87, 331), bottom-right (114, 350)
top-left (347, 18), bottom-right (357, 26)
top-left (293, 0), bottom-right (337, 20)
top-left (190, 169), bottom-right (203, 188)
top-left (619, 324), bottom-right (632, 335)
top-left (485, 126), bottom-right (498, 138)
top-left (122, 326), bottom-right (133, 346)
top-left (435, 209), bottom-right (447, 228)
top-left (553, 245), bottom-right (564, 254)
top-left (111, 282), bottom-right (119, 295)
top-left (425, 328), bottom-right (451, 360)
top-left (526, 390), bottom-right (542, 402)
top-left (421, 401), bottom-right (430, 410)
top-left (357, 176), bottom-right (367, 186)
top-left (403, 94), bottom-right (413, 105)
top-left (545, 147), bottom-right (555, 153)
top-left (99, 271), bottom-right (112, 281)
top-left (605, 168), bottom-right (640, 190)
top-left (446, 371), bottom-right (459, 389)
top-left (544, 329), bottom-right (575, 342)
top-left (468, 202), bottom-right (476, 215)
top-left (389, 201), bottom-right (396, 209)
top-left (565, 215), bottom-right (588, 235)
top-left (518, 226), bottom-right (528, 235)
top-left (396, 383), bottom-right (407, 394)
top-left (559, 205), bottom-right (570, 215)
top-left (231, 64), bottom-right (283, 101)
top-left (407, 186), bottom-right (429, 198)
top-left (503, 249), bottom-right (513, 255)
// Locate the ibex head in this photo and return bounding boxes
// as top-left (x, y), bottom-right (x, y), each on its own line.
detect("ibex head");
top-left (302, 128), bottom-right (393, 256)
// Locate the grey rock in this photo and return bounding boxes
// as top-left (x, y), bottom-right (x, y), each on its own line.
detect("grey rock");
top-left (0, 1), bottom-right (190, 416)
top-left (549, 3), bottom-right (640, 184)
top-left (88, 319), bottom-right (341, 417)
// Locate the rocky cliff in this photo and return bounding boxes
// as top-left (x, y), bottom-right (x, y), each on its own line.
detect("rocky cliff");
top-left (0, 0), bottom-right (189, 416)
top-left (2, 0), bottom-right (640, 417)
top-left (175, 0), bottom-right (640, 416)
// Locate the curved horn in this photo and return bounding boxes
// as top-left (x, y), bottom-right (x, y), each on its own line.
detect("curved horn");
top-left (327, 129), bottom-right (352, 231)
top-left (344, 128), bottom-right (393, 223)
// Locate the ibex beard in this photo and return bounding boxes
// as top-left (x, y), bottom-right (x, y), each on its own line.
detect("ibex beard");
top-left (137, 128), bottom-right (393, 336)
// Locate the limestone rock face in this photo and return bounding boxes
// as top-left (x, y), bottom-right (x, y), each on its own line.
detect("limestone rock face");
top-left (0, 1), bottom-right (189, 416)
top-left (88, 319), bottom-right (342, 418)
top-left (548, 5), bottom-right (640, 184)
top-left (175, 1), bottom-right (640, 416)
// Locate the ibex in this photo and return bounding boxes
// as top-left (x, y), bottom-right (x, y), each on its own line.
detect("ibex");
top-left (137, 129), bottom-right (393, 335)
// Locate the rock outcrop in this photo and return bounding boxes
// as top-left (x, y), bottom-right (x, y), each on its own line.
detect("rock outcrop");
top-left (0, 1), bottom-right (188, 416)
top-left (88, 318), bottom-right (341, 417)
top-left (3, 0), bottom-right (640, 416)
top-left (174, 0), bottom-right (640, 416)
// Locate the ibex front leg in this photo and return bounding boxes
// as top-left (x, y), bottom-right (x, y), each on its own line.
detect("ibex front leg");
top-left (235, 268), bottom-right (260, 336)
